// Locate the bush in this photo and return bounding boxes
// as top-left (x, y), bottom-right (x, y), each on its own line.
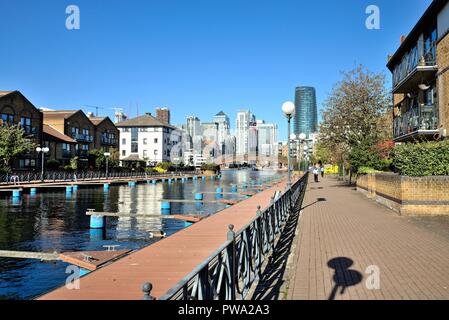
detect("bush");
top-left (201, 163), bottom-right (220, 172)
top-left (46, 160), bottom-right (60, 171)
top-left (392, 141), bottom-right (449, 176)
top-left (357, 167), bottom-right (383, 175)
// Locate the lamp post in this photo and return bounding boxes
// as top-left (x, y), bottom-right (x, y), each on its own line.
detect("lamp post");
top-left (36, 146), bottom-right (50, 182)
top-left (282, 101), bottom-right (295, 189)
top-left (104, 152), bottom-right (111, 179)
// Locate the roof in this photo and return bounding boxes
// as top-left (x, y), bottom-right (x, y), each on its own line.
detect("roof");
top-left (387, 0), bottom-right (448, 70)
top-left (43, 124), bottom-right (76, 143)
top-left (89, 116), bottom-right (106, 125)
top-left (42, 110), bottom-right (80, 119)
top-left (121, 154), bottom-right (144, 161)
top-left (0, 91), bottom-right (14, 98)
top-left (116, 113), bottom-right (176, 129)
top-left (215, 111), bottom-right (226, 116)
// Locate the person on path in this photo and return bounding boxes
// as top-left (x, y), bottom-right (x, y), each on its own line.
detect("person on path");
top-left (313, 165), bottom-right (319, 183)
top-left (321, 165), bottom-right (325, 178)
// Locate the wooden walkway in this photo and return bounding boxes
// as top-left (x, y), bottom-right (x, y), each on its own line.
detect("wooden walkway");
top-left (38, 178), bottom-right (289, 300)
top-left (0, 174), bottom-right (208, 191)
top-left (286, 176), bottom-right (449, 300)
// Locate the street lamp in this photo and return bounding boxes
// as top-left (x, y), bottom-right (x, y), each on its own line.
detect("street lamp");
top-left (36, 146), bottom-right (50, 181)
top-left (282, 101), bottom-right (295, 188)
top-left (104, 152), bottom-right (111, 178)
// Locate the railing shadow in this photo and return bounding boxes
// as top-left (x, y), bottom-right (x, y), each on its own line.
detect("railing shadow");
top-left (250, 199), bottom-right (303, 300)
top-left (327, 257), bottom-right (363, 300)
top-left (301, 198), bottom-right (327, 211)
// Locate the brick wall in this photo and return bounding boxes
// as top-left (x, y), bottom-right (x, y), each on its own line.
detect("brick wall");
top-left (357, 173), bottom-right (449, 216)
top-left (437, 32), bottom-right (449, 132)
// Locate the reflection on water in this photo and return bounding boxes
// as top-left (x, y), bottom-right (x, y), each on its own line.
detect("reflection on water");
top-left (0, 170), bottom-right (282, 300)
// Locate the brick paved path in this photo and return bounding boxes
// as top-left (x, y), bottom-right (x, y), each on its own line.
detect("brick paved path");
top-left (287, 176), bottom-right (449, 300)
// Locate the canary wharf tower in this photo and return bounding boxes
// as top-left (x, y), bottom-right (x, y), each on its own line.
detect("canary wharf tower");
top-left (294, 86), bottom-right (318, 137)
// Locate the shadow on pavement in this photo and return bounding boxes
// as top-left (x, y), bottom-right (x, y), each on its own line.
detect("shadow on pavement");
top-left (327, 257), bottom-right (363, 300)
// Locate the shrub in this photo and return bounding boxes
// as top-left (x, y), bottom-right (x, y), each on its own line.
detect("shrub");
top-left (357, 167), bottom-right (383, 175)
top-left (392, 141), bottom-right (449, 176)
top-left (46, 160), bottom-right (60, 171)
top-left (201, 163), bottom-right (220, 172)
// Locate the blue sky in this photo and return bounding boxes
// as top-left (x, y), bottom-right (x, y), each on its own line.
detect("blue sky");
top-left (0, 0), bottom-right (432, 138)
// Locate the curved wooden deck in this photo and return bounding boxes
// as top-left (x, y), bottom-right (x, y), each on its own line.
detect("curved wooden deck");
top-left (38, 179), bottom-right (289, 300)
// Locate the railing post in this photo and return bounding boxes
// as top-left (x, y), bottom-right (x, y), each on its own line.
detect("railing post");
top-left (255, 206), bottom-right (263, 277)
top-left (142, 282), bottom-right (156, 300)
top-left (227, 224), bottom-right (236, 300)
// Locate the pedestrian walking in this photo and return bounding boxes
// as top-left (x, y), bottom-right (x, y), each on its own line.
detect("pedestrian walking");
top-left (313, 166), bottom-right (319, 183)
top-left (321, 166), bottom-right (325, 178)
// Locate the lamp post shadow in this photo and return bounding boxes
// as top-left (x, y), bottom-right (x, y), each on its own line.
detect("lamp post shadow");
top-left (327, 257), bottom-right (363, 300)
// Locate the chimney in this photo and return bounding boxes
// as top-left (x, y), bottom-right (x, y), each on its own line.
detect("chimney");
top-left (145, 112), bottom-right (152, 116)
top-left (400, 35), bottom-right (406, 44)
top-left (87, 112), bottom-right (94, 118)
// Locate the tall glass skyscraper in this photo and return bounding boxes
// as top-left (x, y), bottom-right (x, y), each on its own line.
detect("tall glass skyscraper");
top-left (294, 86), bottom-right (317, 136)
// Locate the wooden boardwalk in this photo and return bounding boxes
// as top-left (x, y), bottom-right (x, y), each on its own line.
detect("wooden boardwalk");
top-left (38, 178), bottom-right (289, 300)
top-left (286, 176), bottom-right (449, 300)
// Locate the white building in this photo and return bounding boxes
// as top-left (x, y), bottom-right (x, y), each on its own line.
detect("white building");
top-left (235, 110), bottom-right (255, 156)
top-left (256, 121), bottom-right (278, 157)
top-left (213, 111), bottom-right (231, 153)
top-left (116, 113), bottom-right (182, 166)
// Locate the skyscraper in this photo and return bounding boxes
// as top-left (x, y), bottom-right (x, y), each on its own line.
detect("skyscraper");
top-left (294, 86), bottom-right (317, 136)
top-left (236, 110), bottom-right (255, 156)
top-left (256, 120), bottom-right (278, 157)
top-left (213, 111), bottom-right (231, 153)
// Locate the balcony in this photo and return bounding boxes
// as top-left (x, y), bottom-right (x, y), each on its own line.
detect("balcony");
top-left (72, 134), bottom-right (93, 143)
top-left (101, 137), bottom-right (117, 145)
top-left (392, 51), bottom-right (437, 94)
top-left (393, 104), bottom-right (439, 141)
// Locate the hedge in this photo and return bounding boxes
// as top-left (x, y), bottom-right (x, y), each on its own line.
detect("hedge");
top-left (392, 141), bottom-right (449, 177)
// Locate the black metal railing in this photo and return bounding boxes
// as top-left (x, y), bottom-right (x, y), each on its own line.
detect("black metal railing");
top-left (142, 173), bottom-right (309, 300)
top-left (0, 170), bottom-right (200, 185)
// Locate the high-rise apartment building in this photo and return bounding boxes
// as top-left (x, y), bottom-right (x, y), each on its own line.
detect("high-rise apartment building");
top-left (294, 86), bottom-right (318, 137)
top-left (213, 111), bottom-right (231, 153)
top-left (235, 110), bottom-right (255, 155)
top-left (256, 120), bottom-right (278, 157)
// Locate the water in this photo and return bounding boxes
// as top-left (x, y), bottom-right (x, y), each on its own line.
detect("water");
top-left (0, 170), bottom-right (281, 300)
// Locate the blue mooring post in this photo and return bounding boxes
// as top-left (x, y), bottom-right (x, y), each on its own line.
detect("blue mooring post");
top-left (161, 202), bottom-right (171, 212)
top-left (104, 183), bottom-right (110, 192)
top-left (211, 175), bottom-right (215, 180)
top-left (202, 176), bottom-right (206, 181)
top-left (231, 185), bottom-right (238, 193)
top-left (128, 181), bottom-right (136, 187)
top-left (73, 185), bottom-right (78, 191)
top-left (152, 180), bottom-right (156, 185)
top-left (30, 188), bottom-right (37, 196)
top-left (65, 186), bottom-right (73, 195)
top-left (90, 215), bottom-right (105, 229)
top-left (216, 187), bottom-right (223, 199)
top-left (195, 193), bottom-right (204, 201)
top-left (168, 178), bottom-right (172, 184)
top-left (12, 190), bottom-right (22, 198)
top-left (161, 179), bottom-right (165, 183)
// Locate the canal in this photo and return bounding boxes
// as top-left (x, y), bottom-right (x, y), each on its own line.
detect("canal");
top-left (0, 169), bottom-right (280, 300)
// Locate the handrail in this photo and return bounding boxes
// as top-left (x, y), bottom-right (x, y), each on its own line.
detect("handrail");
top-left (144, 173), bottom-right (309, 300)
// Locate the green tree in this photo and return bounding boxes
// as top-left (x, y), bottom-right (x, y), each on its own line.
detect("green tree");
top-left (318, 65), bottom-right (392, 180)
top-left (0, 125), bottom-right (36, 171)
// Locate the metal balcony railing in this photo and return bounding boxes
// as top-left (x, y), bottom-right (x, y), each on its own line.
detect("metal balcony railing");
top-left (393, 104), bottom-right (438, 139)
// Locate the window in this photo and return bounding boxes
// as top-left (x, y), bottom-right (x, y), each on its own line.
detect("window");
top-left (143, 138), bottom-right (147, 145)
top-left (82, 144), bottom-right (89, 151)
top-left (71, 127), bottom-right (79, 136)
top-left (20, 117), bottom-right (32, 133)
top-left (143, 150), bottom-right (148, 158)
top-left (154, 150), bottom-right (158, 156)
top-left (122, 128), bottom-right (130, 132)
top-left (131, 128), bottom-right (138, 153)
top-left (154, 138), bottom-right (158, 144)
top-left (1, 113), bottom-right (14, 125)
top-left (122, 138), bottom-right (126, 145)
top-left (83, 128), bottom-right (89, 136)
top-left (20, 159), bottom-right (36, 168)
top-left (122, 150), bottom-right (126, 156)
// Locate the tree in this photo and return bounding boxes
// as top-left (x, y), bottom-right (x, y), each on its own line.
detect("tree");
top-left (318, 65), bottom-right (392, 179)
top-left (89, 148), bottom-right (120, 170)
top-left (0, 125), bottom-right (36, 171)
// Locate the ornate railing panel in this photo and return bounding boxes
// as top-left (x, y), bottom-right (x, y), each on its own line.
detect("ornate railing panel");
top-left (144, 173), bottom-right (309, 300)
